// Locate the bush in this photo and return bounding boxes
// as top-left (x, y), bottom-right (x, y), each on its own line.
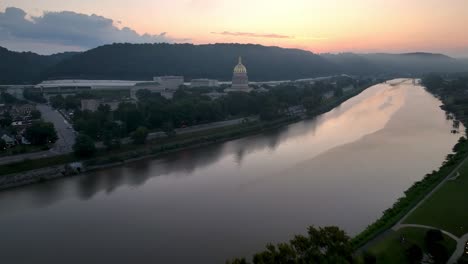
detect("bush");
top-left (73, 134), bottom-right (96, 158)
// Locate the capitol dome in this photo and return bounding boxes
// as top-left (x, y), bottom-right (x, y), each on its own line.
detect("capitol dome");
top-left (233, 57), bottom-right (247, 74)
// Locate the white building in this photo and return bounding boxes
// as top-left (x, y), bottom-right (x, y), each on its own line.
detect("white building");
top-left (153, 76), bottom-right (184, 90)
top-left (190, 79), bottom-right (219, 88)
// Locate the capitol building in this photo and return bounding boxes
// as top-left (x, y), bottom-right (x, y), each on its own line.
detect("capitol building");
top-left (225, 57), bottom-right (252, 92)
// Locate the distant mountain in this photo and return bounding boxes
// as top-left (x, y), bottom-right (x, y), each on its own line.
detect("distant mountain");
top-left (359, 53), bottom-right (467, 74)
top-left (322, 52), bottom-right (467, 75)
top-left (0, 47), bottom-right (78, 84)
top-left (43, 43), bottom-right (337, 81)
top-left (1, 44), bottom-right (468, 84)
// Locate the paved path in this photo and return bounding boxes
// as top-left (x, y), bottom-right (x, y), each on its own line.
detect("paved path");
top-left (358, 154), bottom-right (468, 263)
top-left (393, 224), bottom-right (467, 264)
top-left (449, 233), bottom-right (468, 264)
top-left (395, 155), bottom-right (468, 227)
top-left (394, 224), bottom-right (458, 241)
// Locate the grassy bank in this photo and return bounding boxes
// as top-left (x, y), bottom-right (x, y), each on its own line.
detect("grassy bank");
top-left (352, 135), bottom-right (468, 249)
top-left (365, 227), bottom-right (457, 263)
top-left (0, 84), bottom-right (370, 188)
top-left (403, 165), bottom-right (468, 237)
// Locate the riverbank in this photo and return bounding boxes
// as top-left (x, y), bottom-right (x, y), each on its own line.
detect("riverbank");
top-left (0, 84), bottom-right (371, 191)
top-left (355, 75), bottom-right (468, 263)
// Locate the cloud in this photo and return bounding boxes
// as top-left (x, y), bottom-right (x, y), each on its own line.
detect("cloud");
top-left (0, 7), bottom-right (179, 53)
top-left (211, 31), bottom-right (294, 39)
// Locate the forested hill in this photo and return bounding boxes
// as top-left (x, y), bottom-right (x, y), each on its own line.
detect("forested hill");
top-left (0, 47), bottom-right (77, 84)
top-left (321, 52), bottom-right (468, 75)
top-left (1, 43), bottom-right (468, 84)
top-left (43, 43), bottom-right (337, 81)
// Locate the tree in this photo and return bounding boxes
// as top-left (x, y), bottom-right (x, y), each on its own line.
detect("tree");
top-left (405, 244), bottom-right (423, 264)
top-left (0, 139), bottom-right (6, 151)
top-left (302, 96), bottom-right (322, 113)
top-left (131, 126), bottom-right (149, 144)
top-left (49, 95), bottom-right (65, 109)
top-left (334, 87), bottom-right (344, 97)
top-left (73, 134), bottom-right (96, 158)
top-left (30, 109), bottom-right (42, 119)
top-left (0, 112), bottom-right (12, 127)
top-left (25, 121), bottom-right (58, 145)
top-left (230, 226), bottom-right (354, 264)
top-left (428, 243), bottom-right (449, 264)
top-left (425, 229), bottom-right (448, 264)
top-left (425, 229), bottom-right (444, 247)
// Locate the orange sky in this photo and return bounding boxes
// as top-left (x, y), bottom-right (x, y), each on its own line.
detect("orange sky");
top-left (1, 0), bottom-right (468, 56)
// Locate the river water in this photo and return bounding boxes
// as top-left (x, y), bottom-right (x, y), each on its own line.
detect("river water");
top-left (0, 79), bottom-right (462, 263)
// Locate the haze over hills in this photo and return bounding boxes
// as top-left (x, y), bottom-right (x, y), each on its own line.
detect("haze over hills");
top-left (1, 43), bottom-right (467, 84)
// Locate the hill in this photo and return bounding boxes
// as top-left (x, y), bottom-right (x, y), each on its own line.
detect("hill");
top-left (1, 44), bottom-right (468, 84)
top-left (43, 43), bottom-right (337, 81)
top-left (322, 52), bottom-right (467, 75)
top-left (0, 47), bottom-right (77, 84)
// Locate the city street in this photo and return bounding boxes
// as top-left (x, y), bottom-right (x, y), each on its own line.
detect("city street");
top-left (36, 104), bottom-right (76, 154)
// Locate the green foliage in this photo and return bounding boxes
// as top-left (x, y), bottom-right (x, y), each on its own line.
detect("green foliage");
top-left (30, 109), bottom-right (42, 119)
top-left (227, 226), bottom-right (354, 264)
top-left (352, 136), bottom-right (468, 249)
top-left (46, 43), bottom-right (338, 81)
top-left (425, 229), bottom-right (443, 248)
top-left (131, 126), bottom-right (149, 144)
top-left (334, 87), bottom-right (344, 97)
top-left (427, 243), bottom-right (449, 264)
top-left (73, 81), bottom-right (353, 139)
top-left (73, 134), bottom-right (96, 158)
top-left (25, 121), bottom-right (58, 145)
top-left (49, 94), bottom-right (65, 109)
top-left (0, 112), bottom-right (12, 128)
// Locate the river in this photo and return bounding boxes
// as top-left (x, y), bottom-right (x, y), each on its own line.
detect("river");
top-left (0, 79), bottom-right (462, 263)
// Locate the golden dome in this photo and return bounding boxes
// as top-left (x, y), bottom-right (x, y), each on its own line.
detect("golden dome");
top-left (233, 56), bottom-right (247, 74)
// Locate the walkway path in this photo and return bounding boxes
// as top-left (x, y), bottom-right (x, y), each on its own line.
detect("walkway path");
top-left (358, 154), bottom-right (468, 263)
top-left (392, 224), bottom-right (467, 264)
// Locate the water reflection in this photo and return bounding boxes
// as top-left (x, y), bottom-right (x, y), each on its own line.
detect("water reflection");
top-left (0, 80), bottom-right (421, 210)
top-left (0, 79), bottom-right (463, 264)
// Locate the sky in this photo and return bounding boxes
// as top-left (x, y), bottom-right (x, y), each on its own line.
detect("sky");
top-left (0, 0), bottom-right (467, 57)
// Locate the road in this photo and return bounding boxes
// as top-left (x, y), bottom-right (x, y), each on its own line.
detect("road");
top-left (0, 104), bottom-right (77, 166)
top-left (36, 104), bottom-right (76, 154)
top-left (0, 112), bottom-right (257, 164)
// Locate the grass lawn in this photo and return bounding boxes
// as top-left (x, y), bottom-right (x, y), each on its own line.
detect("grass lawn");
top-left (404, 161), bottom-right (468, 237)
top-left (366, 227), bottom-right (457, 264)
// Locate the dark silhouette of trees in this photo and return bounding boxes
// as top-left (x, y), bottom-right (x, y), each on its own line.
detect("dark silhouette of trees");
top-left (227, 226), bottom-right (354, 264)
top-left (73, 134), bottom-right (96, 158)
top-left (405, 244), bottom-right (423, 264)
top-left (131, 126), bottom-right (149, 144)
top-left (24, 121), bottom-right (58, 145)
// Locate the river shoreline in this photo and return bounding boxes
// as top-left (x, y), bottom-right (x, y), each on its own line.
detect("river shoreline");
top-left (0, 84), bottom-right (371, 191)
